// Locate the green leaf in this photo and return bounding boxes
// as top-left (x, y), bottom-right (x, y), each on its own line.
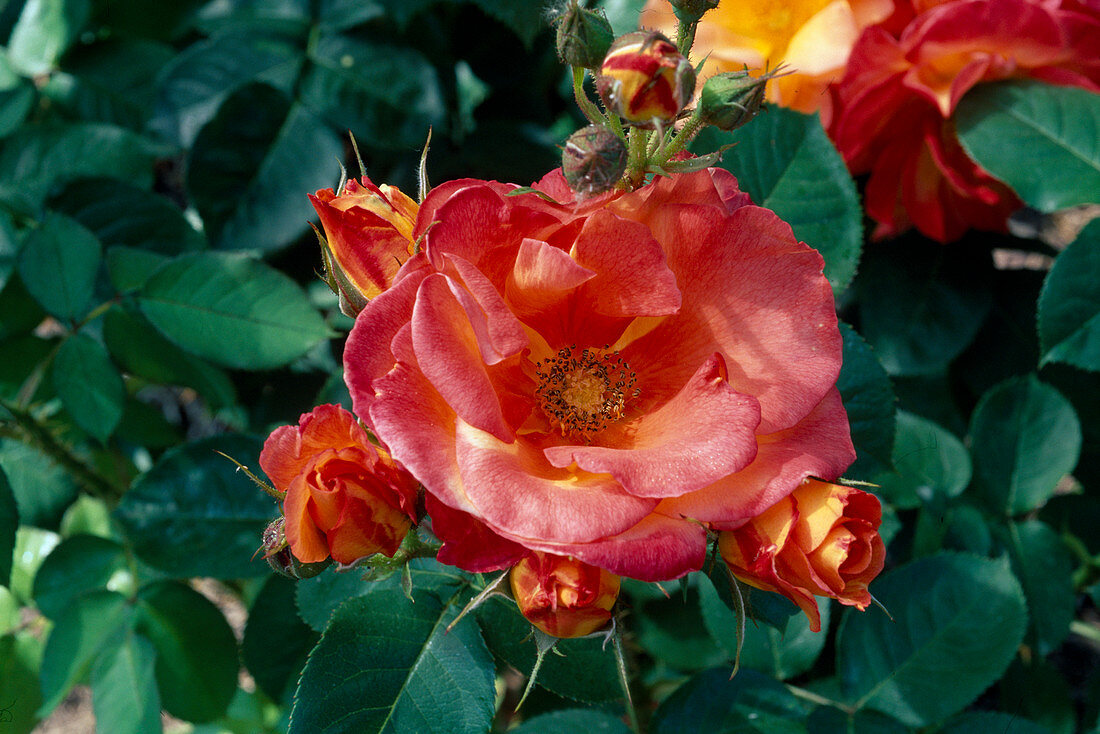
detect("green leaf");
top-left (59, 495), bottom-right (115, 539)
top-left (51, 178), bottom-right (205, 255)
top-left (192, 0), bottom-right (312, 36)
top-left (151, 32), bottom-right (304, 147)
top-left (0, 51), bottom-right (35, 139)
top-left (510, 709), bottom-right (633, 734)
top-left (7, 527), bottom-right (60, 605)
top-left (290, 585), bottom-right (495, 734)
top-left (6, 0), bottom-right (91, 75)
top-left (0, 209), bottom-right (18, 293)
top-left (1038, 220), bottom-right (1100, 371)
top-left (115, 396), bottom-right (184, 450)
top-left (186, 83), bottom-right (344, 253)
top-left (295, 557), bottom-right (470, 631)
top-left (52, 333), bottom-right (125, 442)
top-left (939, 711), bottom-right (1053, 734)
top-left (1000, 657), bottom-right (1074, 734)
top-left (298, 33), bottom-right (446, 151)
top-left (91, 630), bottom-right (161, 734)
top-left (805, 707), bottom-right (914, 734)
top-left (32, 534), bottom-right (128, 620)
top-left (0, 467), bottom-right (15, 588)
top-left (837, 553), bottom-right (1027, 727)
top-left (317, 0), bottom-right (388, 30)
top-left (874, 411), bottom-right (970, 510)
top-left (1000, 520), bottom-right (1075, 656)
top-left (137, 251), bottom-right (330, 370)
top-left (0, 631), bottom-right (44, 733)
top-left (242, 574), bottom-right (318, 703)
top-left (114, 434), bottom-right (275, 578)
top-left (699, 574), bottom-right (829, 680)
top-left (702, 557), bottom-right (799, 631)
top-left (652, 667), bottom-right (808, 734)
top-left (601, 0), bottom-right (647, 35)
top-left (37, 589), bottom-right (131, 716)
top-left (0, 439), bottom-right (79, 529)
top-left (837, 322), bottom-right (896, 480)
top-left (857, 239), bottom-right (992, 376)
top-left (40, 39), bottom-right (174, 130)
top-left (468, 0), bottom-right (548, 46)
top-left (103, 305), bottom-right (236, 408)
top-left (694, 109), bottom-right (862, 295)
top-left (969, 375), bottom-right (1081, 515)
top-left (0, 123), bottom-right (167, 212)
top-left (956, 80), bottom-right (1100, 212)
top-left (634, 585), bottom-right (728, 671)
top-left (135, 580), bottom-right (239, 723)
top-left (16, 212), bottom-right (102, 321)
top-left (477, 595), bottom-right (622, 704)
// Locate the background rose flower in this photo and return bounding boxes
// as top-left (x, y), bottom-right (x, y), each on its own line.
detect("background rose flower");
top-left (640, 0), bottom-right (894, 116)
top-left (260, 404), bottom-right (418, 565)
top-left (344, 168), bottom-right (855, 582)
top-left (718, 478), bottom-right (886, 631)
top-left (309, 176), bottom-right (419, 301)
top-left (510, 552), bottom-right (621, 638)
top-left (829, 0), bottom-right (1100, 241)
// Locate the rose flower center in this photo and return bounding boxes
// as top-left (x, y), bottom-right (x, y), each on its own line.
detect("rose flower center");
top-left (535, 346), bottom-right (637, 439)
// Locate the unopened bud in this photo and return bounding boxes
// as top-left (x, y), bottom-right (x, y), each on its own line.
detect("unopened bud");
top-left (261, 518), bottom-right (331, 580)
top-left (562, 125), bottom-right (628, 196)
top-left (596, 31), bottom-right (695, 128)
top-left (669, 0), bottom-right (720, 23)
top-left (698, 69), bottom-right (777, 131)
top-left (555, 1), bottom-right (614, 69)
top-left (510, 553), bottom-right (620, 638)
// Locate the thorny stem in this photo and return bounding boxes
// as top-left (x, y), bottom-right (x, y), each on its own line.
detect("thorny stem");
top-left (624, 127), bottom-right (650, 190)
top-left (0, 397), bottom-right (124, 504)
top-left (613, 625), bottom-right (643, 734)
top-left (660, 106), bottom-right (706, 162)
top-left (573, 66), bottom-right (606, 126)
top-left (675, 16), bottom-right (699, 57)
top-left (785, 683), bottom-right (858, 715)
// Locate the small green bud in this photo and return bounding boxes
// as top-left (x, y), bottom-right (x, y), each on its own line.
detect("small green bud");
top-left (555, 1), bottom-right (615, 69)
top-left (262, 518), bottom-right (331, 580)
top-left (669, 0), bottom-right (720, 23)
top-left (562, 125), bottom-right (628, 197)
top-left (698, 69), bottom-right (773, 131)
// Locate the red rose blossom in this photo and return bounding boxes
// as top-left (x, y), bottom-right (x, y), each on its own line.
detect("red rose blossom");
top-left (343, 168), bottom-right (854, 582)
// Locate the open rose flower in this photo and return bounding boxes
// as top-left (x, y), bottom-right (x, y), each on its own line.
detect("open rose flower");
top-left (260, 404), bottom-right (418, 565)
top-left (309, 176), bottom-right (419, 303)
top-left (510, 552), bottom-right (621, 638)
top-left (344, 167), bottom-right (855, 582)
top-left (829, 0), bottom-right (1100, 241)
top-left (718, 478), bottom-right (886, 631)
top-left (640, 0), bottom-right (895, 116)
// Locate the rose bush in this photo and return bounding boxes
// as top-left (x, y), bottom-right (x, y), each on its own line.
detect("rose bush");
top-left (510, 552), bottom-right (621, 638)
top-left (641, 0), bottom-right (895, 115)
top-left (343, 167), bottom-right (855, 582)
top-left (260, 404), bottom-right (419, 565)
top-left (718, 478), bottom-right (886, 631)
top-left (828, 0), bottom-right (1100, 241)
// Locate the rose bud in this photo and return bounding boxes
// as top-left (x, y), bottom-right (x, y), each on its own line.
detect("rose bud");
top-left (561, 125), bottom-right (628, 196)
top-left (510, 553), bottom-right (621, 638)
top-left (260, 404), bottom-right (419, 566)
top-left (668, 0), bottom-right (719, 22)
top-left (309, 176), bottom-right (419, 309)
top-left (261, 517), bottom-right (332, 579)
top-left (556, 1), bottom-right (615, 69)
top-left (596, 31), bottom-right (695, 128)
top-left (698, 69), bottom-right (774, 131)
top-left (718, 479), bottom-right (886, 632)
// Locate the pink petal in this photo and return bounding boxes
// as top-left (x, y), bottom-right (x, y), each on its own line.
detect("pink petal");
top-left (544, 353), bottom-right (761, 498)
top-left (426, 493), bottom-right (528, 573)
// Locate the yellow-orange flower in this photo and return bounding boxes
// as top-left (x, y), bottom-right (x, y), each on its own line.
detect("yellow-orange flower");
top-left (641, 0), bottom-right (894, 116)
top-left (510, 553), bottom-right (621, 638)
top-left (718, 478), bottom-right (885, 631)
top-left (309, 177), bottom-right (419, 302)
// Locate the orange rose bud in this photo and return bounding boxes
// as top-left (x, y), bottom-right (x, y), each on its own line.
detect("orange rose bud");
top-left (260, 404), bottom-right (419, 566)
top-left (718, 479), bottom-right (886, 632)
top-left (596, 31), bottom-right (695, 128)
top-left (509, 553), bottom-right (621, 638)
top-left (309, 176), bottom-right (419, 307)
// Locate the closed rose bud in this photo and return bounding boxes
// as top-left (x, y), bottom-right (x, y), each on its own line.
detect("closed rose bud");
top-left (556, 1), bottom-right (615, 69)
top-left (668, 0), bottom-right (719, 22)
top-left (260, 405), bottom-right (419, 566)
top-left (718, 479), bottom-right (886, 632)
top-left (309, 177), bottom-right (419, 305)
top-left (510, 553), bottom-right (620, 638)
top-left (561, 125), bottom-right (628, 196)
top-left (261, 517), bottom-right (332, 579)
top-left (597, 31), bottom-right (695, 128)
top-left (698, 69), bottom-right (772, 131)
